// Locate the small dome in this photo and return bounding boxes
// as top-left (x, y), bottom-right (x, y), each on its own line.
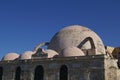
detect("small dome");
top-left (60, 46), bottom-right (85, 57)
top-left (2, 53), bottom-right (19, 61)
top-left (44, 49), bottom-right (58, 58)
top-left (20, 51), bottom-right (35, 60)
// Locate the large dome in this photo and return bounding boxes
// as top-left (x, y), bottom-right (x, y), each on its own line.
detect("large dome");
top-left (2, 53), bottom-right (19, 61)
top-left (48, 25), bottom-right (105, 55)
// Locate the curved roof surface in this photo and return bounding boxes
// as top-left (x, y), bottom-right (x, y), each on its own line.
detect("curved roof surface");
top-left (44, 49), bottom-right (58, 58)
top-left (60, 46), bottom-right (85, 57)
top-left (2, 53), bottom-right (19, 61)
top-left (20, 51), bottom-right (35, 60)
top-left (48, 25), bottom-right (105, 55)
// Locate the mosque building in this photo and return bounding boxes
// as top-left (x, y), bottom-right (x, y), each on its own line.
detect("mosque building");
top-left (0, 25), bottom-right (120, 80)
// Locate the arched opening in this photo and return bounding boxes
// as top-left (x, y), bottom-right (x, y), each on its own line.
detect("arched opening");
top-left (78, 37), bottom-right (96, 55)
top-left (60, 65), bottom-right (68, 80)
top-left (78, 37), bottom-right (95, 49)
top-left (34, 65), bottom-right (44, 80)
top-left (15, 67), bottom-right (21, 80)
top-left (0, 67), bottom-right (3, 80)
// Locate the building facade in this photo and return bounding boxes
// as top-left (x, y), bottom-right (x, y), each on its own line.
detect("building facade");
top-left (0, 25), bottom-right (119, 80)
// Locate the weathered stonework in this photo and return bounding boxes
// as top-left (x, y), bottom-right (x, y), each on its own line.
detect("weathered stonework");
top-left (0, 25), bottom-right (119, 80)
top-left (0, 54), bottom-right (119, 80)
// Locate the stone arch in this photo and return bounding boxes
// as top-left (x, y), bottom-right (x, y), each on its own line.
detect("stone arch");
top-left (78, 37), bottom-right (96, 55)
top-left (60, 65), bottom-right (68, 80)
top-left (34, 65), bottom-right (44, 80)
top-left (34, 42), bottom-right (49, 52)
top-left (15, 67), bottom-right (21, 80)
top-left (78, 37), bottom-right (95, 49)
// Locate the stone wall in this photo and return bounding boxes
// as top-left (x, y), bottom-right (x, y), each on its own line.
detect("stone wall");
top-left (0, 55), bottom-right (119, 80)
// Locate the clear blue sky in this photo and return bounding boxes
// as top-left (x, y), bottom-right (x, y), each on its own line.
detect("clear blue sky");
top-left (0, 0), bottom-right (120, 59)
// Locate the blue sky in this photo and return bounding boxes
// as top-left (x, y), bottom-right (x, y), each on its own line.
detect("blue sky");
top-left (0, 0), bottom-right (120, 59)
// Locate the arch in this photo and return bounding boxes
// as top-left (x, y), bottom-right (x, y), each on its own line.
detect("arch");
top-left (60, 65), bottom-right (68, 80)
top-left (78, 37), bottom-right (96, 55)
top-left (34, 65), bottom-right (44, 80)
top-left (0, 67), bottom-right (3, 80)
top-left (34, 42), bottom-right (49, 52)
top-left (78, 37), bottom-right (95, 49)
top-left (15, 67), bottom-right (21, 80)
top-left (33, 42), bottom-right (49, 57)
